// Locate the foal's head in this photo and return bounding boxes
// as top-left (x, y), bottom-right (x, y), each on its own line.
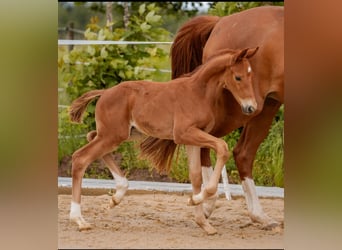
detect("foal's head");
top-left (220, 47), bottom-right (259, 115)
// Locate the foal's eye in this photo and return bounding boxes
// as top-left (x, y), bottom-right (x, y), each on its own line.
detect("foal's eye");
top-left (235, 76), bottom-right (241, 81)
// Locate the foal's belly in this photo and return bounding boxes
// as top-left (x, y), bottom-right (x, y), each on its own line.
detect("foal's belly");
top-left (130, 115), bottom-right (175, 140)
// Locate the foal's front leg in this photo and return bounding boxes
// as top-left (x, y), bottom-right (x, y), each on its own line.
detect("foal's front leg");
top-left (175, 127), bottom-right (229, 204)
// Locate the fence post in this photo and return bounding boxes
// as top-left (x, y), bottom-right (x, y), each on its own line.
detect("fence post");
top-left (67, 22), bottom-right (74, 51)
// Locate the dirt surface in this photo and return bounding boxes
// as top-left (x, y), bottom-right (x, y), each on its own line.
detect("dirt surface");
top-left (58, 193), bottom-right (284, 249)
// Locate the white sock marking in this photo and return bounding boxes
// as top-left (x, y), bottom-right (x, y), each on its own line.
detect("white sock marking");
top-left (70, 201), bottom-right (81, 219)
top-left (242, 178), bottom-right (263, 216)
top-left (111, 171), bottom-right (128, 201)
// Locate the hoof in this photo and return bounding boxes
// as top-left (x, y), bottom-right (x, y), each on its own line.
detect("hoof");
top-left (206, 227), bottom-right (218, 235)
top-left (109, 197), bottom-right (120, 208)
top-left (78, 222), bottom-right (92, 231)
top-left (261, 221), bottom-right (279, 230)
top-left (70, 216), bottom-right (92, 231)
top-left (187, 197), bottom-right (195, 206)
top-left (196, 221), bottom-right (218, 235)
top-left (188, 193), bottom-right (204, 206)
top-left (202, 194), bottom-right (218, 219)
top-left (187, 196), bottom-right (200, 206)
top-left (250, 213), bottom-right (279, 230)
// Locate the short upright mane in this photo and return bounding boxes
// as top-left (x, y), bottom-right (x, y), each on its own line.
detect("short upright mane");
top-left (178, 49), bottom-right (237, 81)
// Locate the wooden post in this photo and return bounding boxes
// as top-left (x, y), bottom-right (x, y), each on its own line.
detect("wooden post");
top-left (106, 2), bottom-right (113, 32)
top-left (123, 2), bottom-right (130, 30)
top-left (67, 22), bottom-right (74, 51)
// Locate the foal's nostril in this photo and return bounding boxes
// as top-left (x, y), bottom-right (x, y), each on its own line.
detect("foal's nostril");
top-left (247, 106), bottom-right (255, 113)
top-left (242, 105), bottom-right (255, 115)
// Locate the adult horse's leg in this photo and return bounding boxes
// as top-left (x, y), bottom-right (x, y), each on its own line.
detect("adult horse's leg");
top-left (186, 146), bottom-right (217, 235)
top-left (86, 131), bottom-right (128, 208)
top-left (70, 134), bottom-right (116, 231)
top-left (200, 148), bottom-right (218, 218)
top-left (233, 98), bottom-right (281, 229)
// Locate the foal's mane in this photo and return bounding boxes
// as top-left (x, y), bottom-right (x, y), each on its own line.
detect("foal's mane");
top-left (179, 48), bottom-right (238, 79)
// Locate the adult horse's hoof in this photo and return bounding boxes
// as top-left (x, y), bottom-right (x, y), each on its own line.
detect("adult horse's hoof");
top-left (250, 213), bottom-right (279, 230)
top-left (261, 221), bottom-right (280, 230)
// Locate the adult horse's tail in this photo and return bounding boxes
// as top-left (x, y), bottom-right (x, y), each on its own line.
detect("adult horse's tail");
top-left (139, 137), bottom-right (178, 175)
top-left (69, 90), bottom-right (104, 123)
top-left (171, 15), bottom-right (220, 79)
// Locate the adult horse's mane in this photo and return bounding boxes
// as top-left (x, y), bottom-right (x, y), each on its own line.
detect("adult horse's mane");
top-left (171, 15), bottom-right (220, 79)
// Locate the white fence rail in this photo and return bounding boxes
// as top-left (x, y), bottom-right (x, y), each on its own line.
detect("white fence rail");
top-left (58, 39), bottom-right (173, 45)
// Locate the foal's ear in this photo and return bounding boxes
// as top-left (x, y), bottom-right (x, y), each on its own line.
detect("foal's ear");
top-left (234, 47), bottom-right (259, 63)
top-left (245, 47), bottom-right (259, 59)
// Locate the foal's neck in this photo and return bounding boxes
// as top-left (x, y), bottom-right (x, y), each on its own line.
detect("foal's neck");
top-left (188, 58), bottom-right (231, 91)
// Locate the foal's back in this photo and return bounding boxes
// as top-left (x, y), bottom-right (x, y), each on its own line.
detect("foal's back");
top-left (95, 78), bottom-right (200, 139)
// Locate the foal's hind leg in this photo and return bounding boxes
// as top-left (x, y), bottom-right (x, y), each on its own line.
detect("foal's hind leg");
top-left (70, 134), bottom-right (117, 231)
top-left (186, 146), bottom-right (217, 235)
top-left (87, 131), bottom-right (128, 207)
top-left (201, 151), bottom-right (218, 219)
top-left (234, 98), bottom-right (281, 229)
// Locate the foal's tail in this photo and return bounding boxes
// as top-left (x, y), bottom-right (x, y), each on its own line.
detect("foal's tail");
top-left (171, 15), bottom-right (220, 79)
top-left (69, 90), bottom-right (105, 123)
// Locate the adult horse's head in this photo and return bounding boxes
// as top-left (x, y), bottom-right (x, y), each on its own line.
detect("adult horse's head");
top-left (221, 47), bottom-right (259, 115)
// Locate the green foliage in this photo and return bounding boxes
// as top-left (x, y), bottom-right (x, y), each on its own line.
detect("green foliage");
top-left (169, 146), bottom-right (189, 183)
top-left (58, 3), bottom-right (171, 130)
top-left (116, 141), bottom-right (150, 172)
top-left (58, 107), bottom-right (88, 163)
top-left (208, 2), bottom-right (284, 17)
top-left (253, 105), bottom-right (284, 187)
top-left (58, 3), bottom-right (171, 170)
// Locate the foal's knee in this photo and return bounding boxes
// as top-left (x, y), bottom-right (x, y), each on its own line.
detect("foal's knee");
top-left (217, 141), bottom-right (229, 162)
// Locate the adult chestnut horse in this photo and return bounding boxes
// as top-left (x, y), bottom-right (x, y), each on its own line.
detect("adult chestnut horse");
top-left (69, 47), bottom-right (259, 234)
top-left (169, 6), bottom-right (284, 229)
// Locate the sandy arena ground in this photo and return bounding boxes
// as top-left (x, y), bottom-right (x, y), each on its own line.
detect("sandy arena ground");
top-left (58, 192), bottom-right (284, 249)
